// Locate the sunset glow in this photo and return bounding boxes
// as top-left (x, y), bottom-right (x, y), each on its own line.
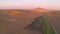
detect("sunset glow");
top-left (0, 0), bottom-right (60, 10)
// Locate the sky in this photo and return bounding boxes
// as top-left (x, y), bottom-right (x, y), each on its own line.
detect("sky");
top-left (0, 0), bottom-right (60, 10)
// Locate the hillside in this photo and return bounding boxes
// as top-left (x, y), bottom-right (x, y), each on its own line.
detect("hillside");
top-left (30, 7), bottom-right (50, 12)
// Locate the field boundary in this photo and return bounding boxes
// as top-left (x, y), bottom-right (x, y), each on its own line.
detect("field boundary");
top-left (42, 15), bottom-right (57, 34)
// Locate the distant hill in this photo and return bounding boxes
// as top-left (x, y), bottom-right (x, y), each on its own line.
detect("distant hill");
top-left (30, 7), bottom-right (51, 12)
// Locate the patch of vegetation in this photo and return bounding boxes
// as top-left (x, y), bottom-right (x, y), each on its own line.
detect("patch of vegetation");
top-left (42, 15), bottom-right (57, 34)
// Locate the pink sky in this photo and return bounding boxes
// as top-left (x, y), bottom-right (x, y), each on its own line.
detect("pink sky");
top-left (0, 0), bottom-right (60, 10)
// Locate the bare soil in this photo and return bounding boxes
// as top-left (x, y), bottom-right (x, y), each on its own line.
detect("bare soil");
top-left (0, 10), bottom-right (43, 34)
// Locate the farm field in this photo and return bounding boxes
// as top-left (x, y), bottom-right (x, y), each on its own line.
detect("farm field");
top-left (0, 10), bottom-right (60, 34)
top-left (0, 10), bottom-right (44, 34)
top-left (46, 11), bottom-right (60, 34)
